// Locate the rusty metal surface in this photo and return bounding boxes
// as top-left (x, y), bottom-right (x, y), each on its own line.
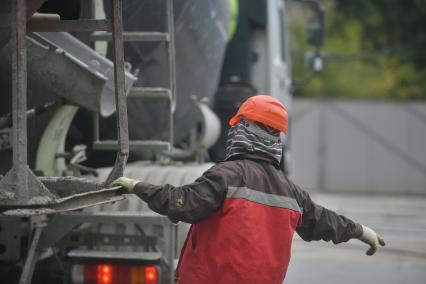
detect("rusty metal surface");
top-left (38, 176), bottom-right (102, 195)
top-left (164, 0), bottom-right (176, 152)
top-left (0, 167), bottom-right (55, 205)
top-left (0, 0), bottom-right (57, 206)
top-left (2, 0), bottom-right (132, 207)
top-left (166, 0), bottom-right (176, 114)
top-left (91, 31), bottom-right (169, 42)
top-left (128, 87), bottom-right (172, 99)
top-left (94, 140), bottom-right (171, 151)
top-left (28, 19), bottom-right (112, 32)
top-left (0, 186), bottom-right (124, 216)
top-left (111, 0), bottom-right (129, 157)
top-left (1, 0), bottom-right (137, 206)
top-left (104, 152), bottom-right (128, 187)
top-left (18, 226), bottom-right (43, 284)
top-left (12, 0), bottom-right (29, 201)
top-left (0, 0), bottom-right (54, 206)
top-left (104, 0), bottom-right (129, 186)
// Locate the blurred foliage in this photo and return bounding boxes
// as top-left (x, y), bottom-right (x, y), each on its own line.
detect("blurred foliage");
top-left (289, 0), bottom-right (426, 99)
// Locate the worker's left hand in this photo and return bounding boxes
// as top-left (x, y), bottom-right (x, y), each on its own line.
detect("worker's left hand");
top-left (359, 225), bottom-right (385, 256)
top-left (111, 177), bottom-right (140, 194)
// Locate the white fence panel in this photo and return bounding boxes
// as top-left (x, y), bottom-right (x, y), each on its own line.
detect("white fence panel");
top-left (290, 99), bottom-right (426, 194)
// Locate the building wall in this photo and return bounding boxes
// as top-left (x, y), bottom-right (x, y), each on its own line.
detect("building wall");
top-left (289, 99), bottom-right (426, 194)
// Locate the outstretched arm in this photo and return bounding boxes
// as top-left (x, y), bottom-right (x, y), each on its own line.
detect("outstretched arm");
top-left (112, 163), bottom-right (239, 224)
top-left (292, 183), bottom-right (385, 255)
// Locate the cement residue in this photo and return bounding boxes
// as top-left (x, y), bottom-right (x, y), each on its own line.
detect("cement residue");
top-left (2, 208), bottom-right (55, 216)
top-left (28, 196), bottom-right (54, 205)
top-left (0, 191), bottom-right (15, 200)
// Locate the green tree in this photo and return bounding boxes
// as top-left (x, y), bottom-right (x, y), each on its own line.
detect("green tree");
top-left (289, 0), bottom-right (426, 99)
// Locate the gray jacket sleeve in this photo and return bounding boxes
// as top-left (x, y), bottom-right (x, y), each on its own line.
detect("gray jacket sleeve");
top-left (133, 163), bottom-right (240, 224)
top-left (293, 184), bottom-right (363, 244)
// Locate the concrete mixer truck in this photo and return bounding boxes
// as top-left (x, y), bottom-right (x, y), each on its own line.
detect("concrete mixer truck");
top-left (0, 0), bottom-right (304, 283)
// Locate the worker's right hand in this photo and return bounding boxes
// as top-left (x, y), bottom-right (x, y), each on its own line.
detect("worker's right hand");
top-left (110, 177), bottom-right (140, 194)
top-left (359, 225), bottom-right (385, 256)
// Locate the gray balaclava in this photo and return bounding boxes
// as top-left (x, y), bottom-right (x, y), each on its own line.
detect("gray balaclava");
top-left (225, 119), bottom-right (282, 165)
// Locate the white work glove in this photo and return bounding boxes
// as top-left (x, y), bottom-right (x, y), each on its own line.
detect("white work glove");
top-left (111, 177), bottom-right (140, 194)
top-left (359, 225), bottom-right (385, 256)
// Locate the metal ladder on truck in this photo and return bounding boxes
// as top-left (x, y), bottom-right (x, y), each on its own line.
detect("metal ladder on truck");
top-left (68, 0), bottom-right (179, 283)
top-left (85, 1), bottom-right (179, 284)
top-left (92, 0), bottom-right (176, 155)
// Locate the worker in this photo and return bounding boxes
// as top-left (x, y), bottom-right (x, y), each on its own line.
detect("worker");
top-left (112, 95), bottom-right (385, 284)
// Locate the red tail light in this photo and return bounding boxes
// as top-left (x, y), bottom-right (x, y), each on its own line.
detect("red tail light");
top-left (97, 265), bottom-right (113, 284)
top-left (144, 266), bottom-right (158, 284)
top-left (72, 263), bottom-right (159, 284)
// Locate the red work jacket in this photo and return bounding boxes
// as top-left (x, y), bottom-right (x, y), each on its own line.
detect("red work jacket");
top-left (134, 154), bottom-right (362, 284)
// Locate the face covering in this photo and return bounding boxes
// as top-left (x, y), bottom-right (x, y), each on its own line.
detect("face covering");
top-left (225, 119), bottom-right (282, 165)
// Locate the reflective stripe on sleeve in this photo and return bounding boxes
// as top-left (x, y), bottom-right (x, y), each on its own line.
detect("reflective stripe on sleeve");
top-left (226, 186), bottom-right (302, 213)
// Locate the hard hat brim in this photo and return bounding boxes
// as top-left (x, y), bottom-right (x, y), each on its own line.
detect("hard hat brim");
top-left (229, 114), bottom-right (241, 126)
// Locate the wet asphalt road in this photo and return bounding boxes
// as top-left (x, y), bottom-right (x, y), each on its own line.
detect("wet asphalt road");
top-left (285, 192), bottom-right (426, 284)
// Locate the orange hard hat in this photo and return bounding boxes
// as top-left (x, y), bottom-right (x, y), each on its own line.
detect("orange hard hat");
top-left (229, 95), bottom-right (288, 133)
